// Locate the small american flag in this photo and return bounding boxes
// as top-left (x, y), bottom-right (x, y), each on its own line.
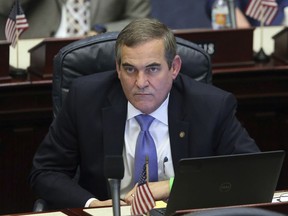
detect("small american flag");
top-left (131, 164), bottom-right (155, 215)
top-left (5, 0), bottom-right (29, 48)
top-left (245, 0), bottom-right (278, 25)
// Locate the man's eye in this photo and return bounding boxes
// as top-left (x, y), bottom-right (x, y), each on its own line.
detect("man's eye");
top-left (124, 66), bottom-right (135, 74)
top-left (148, 66), bottom-right (160, 73)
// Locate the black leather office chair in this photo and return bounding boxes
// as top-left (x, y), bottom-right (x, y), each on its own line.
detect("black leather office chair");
top-left (52, 31), bottom-right (212, 118)
top-left (33, 31), bottom-right (212, 212)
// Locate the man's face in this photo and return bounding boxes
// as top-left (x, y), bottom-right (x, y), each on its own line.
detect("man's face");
top-left (116, 39), bottom-right (181, 114)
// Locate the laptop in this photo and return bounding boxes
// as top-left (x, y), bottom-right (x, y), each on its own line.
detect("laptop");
top-left (150, 150), bottom-right (285, 216)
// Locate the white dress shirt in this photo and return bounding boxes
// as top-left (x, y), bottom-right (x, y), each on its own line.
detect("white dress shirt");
top-left (55, 1), bottom-right (90, 37)
top-left (120, 95), bottom-right (175, 199)
top-left (85, 95), bottom-right (175, 206)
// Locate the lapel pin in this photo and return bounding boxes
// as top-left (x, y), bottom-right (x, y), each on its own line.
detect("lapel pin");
top-left (179, 131), bottom-right (185, 138)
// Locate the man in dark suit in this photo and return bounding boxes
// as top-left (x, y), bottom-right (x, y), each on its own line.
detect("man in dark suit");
top-left (0, 0), bottom-right (150, 39)
top-left (29, 18), bottom-right (259, 210)
top-left (150, 0), bottom-right (251, 30)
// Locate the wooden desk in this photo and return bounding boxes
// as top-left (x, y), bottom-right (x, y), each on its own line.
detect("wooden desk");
top-left (14, 201), bottom-right (288, 216)
top-left (0, 80), bottom-right (53, 214)
top-left (212, 60), bottom-right (288, 192)
top-left (173, 201), bottom-right (288, 216)
top-left (0, 60), bottom-right (288, 215)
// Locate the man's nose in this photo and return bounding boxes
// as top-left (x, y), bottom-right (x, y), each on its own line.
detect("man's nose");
top-left (136, 72), bottom-right (149, 88)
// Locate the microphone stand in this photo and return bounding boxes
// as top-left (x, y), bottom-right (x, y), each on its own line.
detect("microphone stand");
top-left (108, 179), bottom-right (121, 216)
top-left (254, 3), bottom-right (270, 62)
top-left (227, 0), bottom-right (237, 28)
top-left (104, 155), bottom-right (124, 216)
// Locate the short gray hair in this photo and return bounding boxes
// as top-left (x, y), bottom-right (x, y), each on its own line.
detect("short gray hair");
top-left (115, 18), bottom-right (177, 69)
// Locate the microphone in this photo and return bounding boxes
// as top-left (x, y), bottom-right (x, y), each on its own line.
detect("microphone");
top-left (227, 0), bottom-right (237, 28)
top-left (104, 155), bottom-right (124, 216)
top-left (163, 156), bottom-right (168, 175)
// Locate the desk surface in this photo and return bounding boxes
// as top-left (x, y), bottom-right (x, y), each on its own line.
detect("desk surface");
top-left (6, 192), bottom-right (288, 216)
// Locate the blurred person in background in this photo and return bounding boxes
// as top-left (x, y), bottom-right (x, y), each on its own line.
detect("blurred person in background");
top-left (0, 0), bottom-right (150, 39)
top-left (150, 0), bottom-right (250, 29)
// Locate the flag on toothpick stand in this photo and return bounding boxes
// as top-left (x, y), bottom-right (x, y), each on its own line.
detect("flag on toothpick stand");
top-left (131, 164), bottom-right (156, 215)
top-left (245, 0), bottom-right (278, 25)
top-left (5, 0), bottom-right (29, 48)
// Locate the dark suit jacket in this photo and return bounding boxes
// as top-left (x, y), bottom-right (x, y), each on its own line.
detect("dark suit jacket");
top-left (29, 71), bottom-right (259, 209)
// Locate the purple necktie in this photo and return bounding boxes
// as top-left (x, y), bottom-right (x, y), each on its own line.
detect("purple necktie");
top-left (134, 114), bottom-right (158, 184)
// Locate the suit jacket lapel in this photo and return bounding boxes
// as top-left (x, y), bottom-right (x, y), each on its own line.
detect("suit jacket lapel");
top-left (168, 82), bottom-right (190, 169)
top-left (102, 83), bottom-right (127, 157)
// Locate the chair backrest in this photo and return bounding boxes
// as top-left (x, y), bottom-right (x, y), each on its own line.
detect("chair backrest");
top-left (52, 32), bottom-right (212, 117)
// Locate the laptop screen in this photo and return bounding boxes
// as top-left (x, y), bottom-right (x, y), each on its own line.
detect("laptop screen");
top-left (163, 150), bottom-right (285, 216)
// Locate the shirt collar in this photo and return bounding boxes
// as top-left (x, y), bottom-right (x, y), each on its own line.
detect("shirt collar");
top-left (127, 94), bottom-right (169, 125)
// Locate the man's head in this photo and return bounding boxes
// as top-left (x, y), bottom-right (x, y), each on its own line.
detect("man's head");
top-left (115, 18), bottom-right (182, 114)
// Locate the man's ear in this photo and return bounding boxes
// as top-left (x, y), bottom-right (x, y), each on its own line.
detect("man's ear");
top-left (171, 55), bottom-right (182, 79)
